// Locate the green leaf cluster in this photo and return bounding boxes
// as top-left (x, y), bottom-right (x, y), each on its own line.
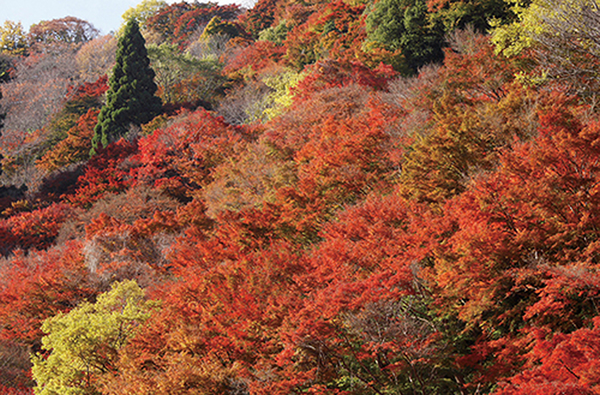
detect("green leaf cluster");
top-left (0, 20), bottom-right (28, 56)
top-left (31, 280), bottom-right (157, 395)
top-left (492, 0), bottom-right (600, 99)
top-left (259, 68), bottom-right (306, 121)
top-left (365, 0), bottom-right (445, 74)
top-left (258, 19), bottom-right (291, 44)
top-left (491, 0), bottom-right (600, 57)
top-left (120, 0), bottom-right (167, 33)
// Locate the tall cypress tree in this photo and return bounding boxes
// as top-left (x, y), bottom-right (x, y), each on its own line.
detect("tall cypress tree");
top-left (91, 19), bottom-right (162, 155)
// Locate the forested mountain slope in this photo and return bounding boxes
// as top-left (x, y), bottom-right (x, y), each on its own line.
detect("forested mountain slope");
top-left (1, 0), bottom-right (600, 394)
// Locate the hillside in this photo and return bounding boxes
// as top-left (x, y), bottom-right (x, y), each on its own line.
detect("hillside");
top-left (1, 0), bottom-right (600, 394)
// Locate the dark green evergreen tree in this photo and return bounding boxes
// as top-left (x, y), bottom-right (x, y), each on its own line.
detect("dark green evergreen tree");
top-left (91, 19), bottom-right (162, 155)
top-left (0, 89), bottom-right (5, 131)
top-left (0, 54), bottom-right (12, 131)
top-left (0, 56), bottom-right (9, 177)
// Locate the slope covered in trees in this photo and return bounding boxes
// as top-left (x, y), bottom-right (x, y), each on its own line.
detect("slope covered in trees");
top-left (0, 0), bottom-right (599, 394)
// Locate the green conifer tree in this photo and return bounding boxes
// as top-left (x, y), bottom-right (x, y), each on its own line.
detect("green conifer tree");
top-left (91, 19), bottom-right (162, 156)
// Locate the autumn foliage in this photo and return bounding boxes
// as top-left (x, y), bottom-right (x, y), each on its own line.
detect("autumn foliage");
top-left (2, 0), bottom-right (600, 394)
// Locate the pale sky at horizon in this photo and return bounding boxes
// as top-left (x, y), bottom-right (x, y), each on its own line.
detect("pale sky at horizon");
top-left (1, 0), bottom-right (242, 36)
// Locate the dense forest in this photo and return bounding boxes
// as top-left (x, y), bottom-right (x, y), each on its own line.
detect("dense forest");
top-left (0, 0), bottom-right (599, 393)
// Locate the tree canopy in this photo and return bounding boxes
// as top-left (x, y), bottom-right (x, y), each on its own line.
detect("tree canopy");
top-left (31, 280), bottom-right (156, 395)
top-left (2, 1), bottom-right (600, 394)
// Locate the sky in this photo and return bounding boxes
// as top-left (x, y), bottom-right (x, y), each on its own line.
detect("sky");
top-left (1, 0), bottom-right (239, 35)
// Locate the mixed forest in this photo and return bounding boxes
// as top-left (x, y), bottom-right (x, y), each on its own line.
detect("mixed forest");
top-left (0, 0), bottom-right (600, 393)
